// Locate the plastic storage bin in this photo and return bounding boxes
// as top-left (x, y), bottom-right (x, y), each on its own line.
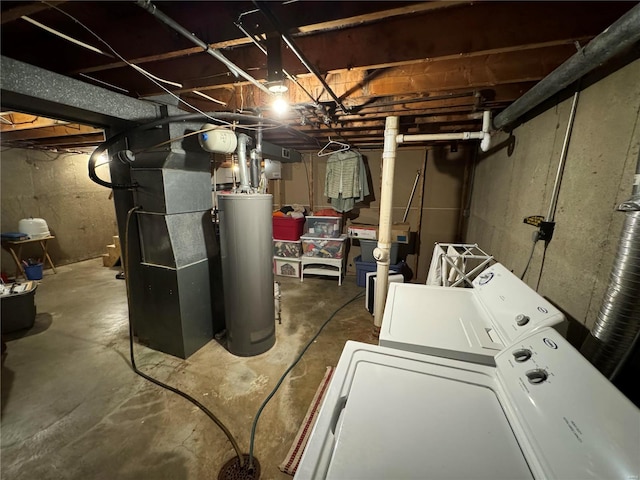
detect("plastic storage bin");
top-left (273, 216), bottom-right (305, 241)
top-left (301, 234), bottom-right (348, 259)
top-left (304, 216), bottom-right (342, 238)
top-left (354, 255), bottom-right (404, 287)
top-left (1, 281), bottom-right (37, 333)
top-left (274, 257), bottom-right (301, 277)
top-left (24, 263), bottom-right (43, 280)
top-left (273, 240), bottom-right (302, 258)
top-left (360, 240), bottom-right (399, 264)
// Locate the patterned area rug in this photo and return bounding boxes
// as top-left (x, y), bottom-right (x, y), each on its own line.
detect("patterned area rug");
top-left (279, 366), bottom-right (335, 476)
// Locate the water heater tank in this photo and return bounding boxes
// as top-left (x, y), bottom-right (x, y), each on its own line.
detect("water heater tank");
top-left (218, 194), bottom-right (275, 356)
top-left (18, 218), bottom-right (50, 239)
top-left (198, 125), bottom-right (238, 153)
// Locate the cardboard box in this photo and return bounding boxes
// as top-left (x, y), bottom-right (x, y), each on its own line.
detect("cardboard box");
top-left (391, 223), bottom-right (411, 244)
top-left (348, 224), bottom-right (377, 240)
top-left (348, 223), bottom-right (411, 244)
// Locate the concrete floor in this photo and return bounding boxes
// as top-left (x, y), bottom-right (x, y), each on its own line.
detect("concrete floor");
top-left (1, 258), bottom-right (377, 479)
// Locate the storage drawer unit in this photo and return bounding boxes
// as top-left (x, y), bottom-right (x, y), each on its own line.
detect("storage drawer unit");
top-left (273, 257), bottom-right (301, 278)
top-left (273, 240), bottom-right (302, 258)
top-left (301, 234), bottom-right (348, 259)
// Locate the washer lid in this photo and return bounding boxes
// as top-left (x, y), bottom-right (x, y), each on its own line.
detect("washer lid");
top-left (379, 283), bottom-right (503, 365)
top-left (296, 342), bottom-right (534, 480)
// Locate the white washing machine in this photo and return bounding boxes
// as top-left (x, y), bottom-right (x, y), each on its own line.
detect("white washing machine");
top-left (295, 328), bottom-right (639, 479)
top-left (379, 262), bottom-right (567, 365)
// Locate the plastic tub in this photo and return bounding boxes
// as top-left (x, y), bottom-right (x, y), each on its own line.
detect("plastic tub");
top-left (360, 240), bottom-right (399, 264)
top-left (24, 264), bottom-right (43, 280)
top-left (354, 255), bottom-right (404, 287)
top-left (273, 216), bottom-right (305, 241)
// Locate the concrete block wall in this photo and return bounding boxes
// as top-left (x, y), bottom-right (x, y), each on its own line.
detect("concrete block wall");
top-left (466, 58), bottom-right (640, 343)
top-left (271, 146), bottom-right (469, 283)
top-left (1, 148), bottom-right (118, 274)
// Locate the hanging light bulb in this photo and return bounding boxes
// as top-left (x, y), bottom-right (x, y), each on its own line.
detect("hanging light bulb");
top-left (272, 94), bottom-right (289, 115)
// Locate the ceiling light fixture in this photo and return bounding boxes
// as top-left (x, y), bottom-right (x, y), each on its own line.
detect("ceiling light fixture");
top-left (267, 81), bottom-right (288, 94)
top-left (272, 95), bottom-right (289, 115)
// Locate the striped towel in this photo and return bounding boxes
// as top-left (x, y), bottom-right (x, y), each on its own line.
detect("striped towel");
top-left (279, 366), bottom-right (335, 476)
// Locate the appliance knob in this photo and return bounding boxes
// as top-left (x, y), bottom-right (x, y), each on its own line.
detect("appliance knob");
top-left (516, 314), bottom-right (530, 326)
top-left (526, 369), bottom-right (548, 385)
top-left (512, 348), bottom-right (532, 363)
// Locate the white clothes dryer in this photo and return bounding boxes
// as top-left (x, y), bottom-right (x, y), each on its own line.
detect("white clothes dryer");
top-left (295, 328), bottom-right (639, 480)
top-left (379, 262), bottom-right (567, 365)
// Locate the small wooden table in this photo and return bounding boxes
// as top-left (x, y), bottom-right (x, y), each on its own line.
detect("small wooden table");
top-left (1, 236), bottom-right (57, 279)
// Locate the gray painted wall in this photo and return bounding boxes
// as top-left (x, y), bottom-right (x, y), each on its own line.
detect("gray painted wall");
top-left (466, 58), bottom-right (640, 343)
top-left (1, 148), bottom-right (118, 275)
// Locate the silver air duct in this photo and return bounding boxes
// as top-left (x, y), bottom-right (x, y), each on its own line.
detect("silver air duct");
top-left (582, 152), bottom-right (640, 378)
top-left (237, 133), bottom-right (252, 192)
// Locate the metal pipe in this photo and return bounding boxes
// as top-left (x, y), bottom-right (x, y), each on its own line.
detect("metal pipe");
top-left (237, 133), bottom-right (252, 192)
top-left (234, 20), bottom-right (319, 106)
top-left (252, 1), bottom-right (351, 113)
top-left (494, 3), bottom-right (640, 130)
top-left (547, 90), bottom-right (580, 222)
top-left (251, 121), bottom-right (263, 188)
top-left (373, 116), bottom-right (399, 331)
top-left (403, 170), bottom-right (421, 223)
top-left (136, 0), bottom-right (272, 95)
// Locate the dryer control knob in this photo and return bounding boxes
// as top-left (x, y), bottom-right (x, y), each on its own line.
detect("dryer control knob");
top-left (512, 348), bottom-right (532, 363)
top-left (526, 369), bottom-right (548, 385)
top-left (516, 314), bottom-right (530, 326)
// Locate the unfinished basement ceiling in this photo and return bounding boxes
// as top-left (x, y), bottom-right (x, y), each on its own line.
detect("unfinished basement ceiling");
top-left (0, 1), bottom-right (636, 151)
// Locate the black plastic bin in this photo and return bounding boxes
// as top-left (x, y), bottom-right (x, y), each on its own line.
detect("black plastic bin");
top-left (1, 281), bottom-right (37, 333)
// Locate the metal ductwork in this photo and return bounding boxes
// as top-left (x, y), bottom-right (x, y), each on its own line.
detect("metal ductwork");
top-left (237, 133), bottom-right (252, 192)
top-left (581, 152), bottom-right (640, 378)
top-left (494, 3), bottom-right (640, 130)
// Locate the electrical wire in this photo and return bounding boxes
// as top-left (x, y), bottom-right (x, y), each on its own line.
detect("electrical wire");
top-left (123, 206), bottom-right (245, 465)
top-left (536, 242), bottom-right (549, 291)
top-left (247, 291), bottom-right (365, 469)
top-left (520, 238), bottom-right (537, 281)
top-left (42, 1), bottom-right (226, 125)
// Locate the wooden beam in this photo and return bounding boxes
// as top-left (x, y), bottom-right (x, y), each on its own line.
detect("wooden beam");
top-left (85, 2), bottom-right (630, 97)
top-left (1, 124), bottom-right (103, 141)
top-left (0, 113), bottom-right (70, 132)
top-left (1, 1), bottom-right (68, 25)
top-left (73, 2), bottom-right (470, 75)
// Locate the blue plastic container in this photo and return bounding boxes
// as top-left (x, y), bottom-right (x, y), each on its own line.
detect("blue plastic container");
top-left (354, 255), bottom-right (403, 287)
top-left (24, 264), bottom-right (43, 280)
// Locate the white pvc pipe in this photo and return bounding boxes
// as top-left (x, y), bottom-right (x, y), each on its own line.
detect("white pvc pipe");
top-left (397, 110), bottom-right (492, 152)
top-left (373, 116), bottom-right (399, 331)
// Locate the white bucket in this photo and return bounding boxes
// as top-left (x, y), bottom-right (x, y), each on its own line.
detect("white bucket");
top-left (18, 218), bottom-right (50, 239)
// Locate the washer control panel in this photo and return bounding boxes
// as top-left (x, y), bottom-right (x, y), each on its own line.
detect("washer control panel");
top-left (495, 327), bottom-right (640, 480)
top-left (512, 348), bottom-right (532, 363)
top-left (472, 263), bottom-right (567, 343)
top-left (525, 368), bottom-right (548, 385)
